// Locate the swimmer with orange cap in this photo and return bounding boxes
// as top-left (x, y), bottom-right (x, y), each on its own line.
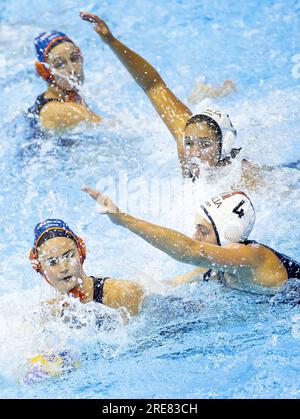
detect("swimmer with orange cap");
top-left (28, 30), bottom-right (102, 134)
top-left (82, 185), bottom-right (300, 294)
top-left (29, 218), bottom-right (143, 317)
top-left (29, 218), bottom-right (202, 319)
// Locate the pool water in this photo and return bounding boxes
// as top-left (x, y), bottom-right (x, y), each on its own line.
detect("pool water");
top-left (0, 0), bottom-right (300, 398)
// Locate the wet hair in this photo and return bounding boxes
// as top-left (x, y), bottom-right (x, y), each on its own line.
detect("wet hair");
top-left (37, 230), bottom-right (76, 250)
top-left (185, 115), bottom-right (241, 166)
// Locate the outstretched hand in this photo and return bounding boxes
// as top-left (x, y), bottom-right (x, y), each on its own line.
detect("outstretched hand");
top-left (81, 185), bottom-right (121, 216)
top-left (80, 12), bottom-right (113, 43)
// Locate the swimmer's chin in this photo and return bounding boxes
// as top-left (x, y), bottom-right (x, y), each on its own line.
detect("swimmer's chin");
top-left (63, 76), bottom-right (83, 91)
top-left (59, 276), bottom-right (80, 291)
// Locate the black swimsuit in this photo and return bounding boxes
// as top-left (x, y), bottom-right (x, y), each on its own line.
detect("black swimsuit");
top-left (27, 94), bottom-right (62, 138)
top-left (28, 93), bottom-right (61, 118)
top-left (93, 277), bottom-right (109, 304)
top-left (203, 240), bottom-right (300, 282)
top-left (27, 93), bottom-right (87, 139)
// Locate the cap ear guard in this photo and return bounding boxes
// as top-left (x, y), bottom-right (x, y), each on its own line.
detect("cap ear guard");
top-left (29, 248), bottom-right (42, 274)
top-left (35, 61), bottom-right (52, 82)
top-left (220, 223), bottom-right (244, 243)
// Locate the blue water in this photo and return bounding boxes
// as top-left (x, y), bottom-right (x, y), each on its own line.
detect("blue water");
top-left (0, 0), bottom-right (300, 398)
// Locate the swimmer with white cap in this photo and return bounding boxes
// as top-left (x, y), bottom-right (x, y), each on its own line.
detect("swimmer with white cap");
top-left (80, 12), bottom-right (266, 189)
top-left (82, 185), bottom-right (300, 294)
top-left (80, 16), bottom-right (235, 166)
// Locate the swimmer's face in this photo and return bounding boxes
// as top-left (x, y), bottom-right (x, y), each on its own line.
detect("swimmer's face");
top-left (46, 42), bottom-right (84, 91)
top-left (193, 214), bottom-right (218, 245)
top-left (184, 122), bottom-right (221, 173)
top-left (38, 237), bottom-right (83, 293)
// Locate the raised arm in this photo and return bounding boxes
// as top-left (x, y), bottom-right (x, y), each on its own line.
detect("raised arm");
top-left (82, 186), bottom-right (261, 274)
top-left (80, 12), bottom-right (192, 163)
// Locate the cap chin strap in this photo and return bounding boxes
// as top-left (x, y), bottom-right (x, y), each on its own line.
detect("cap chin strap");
top-left (200, 205), bottom-right (221, 246)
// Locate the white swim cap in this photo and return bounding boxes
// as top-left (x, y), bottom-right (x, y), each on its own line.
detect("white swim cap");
top-left (187, 108), bottom-right (237, 155)
top-left (196, 191), bottom-right (256, 246)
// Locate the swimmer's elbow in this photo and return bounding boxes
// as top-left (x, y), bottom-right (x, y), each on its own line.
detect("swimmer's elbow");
top-left (144, 75), bottom-right (165, 93)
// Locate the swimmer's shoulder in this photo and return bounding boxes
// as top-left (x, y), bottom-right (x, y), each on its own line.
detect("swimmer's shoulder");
top-left (40, 98), bottom-right (101, 130)
top-left (231, 241), bottom-right (288, 287)
top-left (34, 92), bottom-right (65, 130)
top-left (225, 240), bottom-right (280, 263)
top-left (39, 100), bottom-right (88, 130)
top-left (39, 101), bottom-right (67, 130)
top-left (102, 278), bottom-right (143, 301)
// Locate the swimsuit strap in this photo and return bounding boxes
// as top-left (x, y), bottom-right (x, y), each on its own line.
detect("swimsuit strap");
top-left (28, 92), bottom-right (86, 118)
top-left (93, 277), bottom-right (109, 304)
top-left (28, 93), bottom-right (62, 117)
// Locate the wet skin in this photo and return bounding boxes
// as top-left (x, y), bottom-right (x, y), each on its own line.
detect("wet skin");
top-left (192, 215), bottom-right (218, 245)
top-left (183, 122), bottom-right (221, 176)
top-left (38, 237), bottom-right (84, 293)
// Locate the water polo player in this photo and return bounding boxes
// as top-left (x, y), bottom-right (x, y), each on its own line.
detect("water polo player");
top-left (29, 218), bottom-right (200, 319)
top-left (28, 31), bottom-right (102, 134)
top-left (83, 186), bottom-right (300, 294)
top-left (29, 219), bottom-right (143, 317)
top-left (80, 13), bottom-right (267, 187)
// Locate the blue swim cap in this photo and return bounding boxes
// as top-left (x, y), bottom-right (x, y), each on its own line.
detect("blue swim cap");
top-left (33, 218), bottom-right (77, 249)
top-left (35, 31), bottom-right (74, 63)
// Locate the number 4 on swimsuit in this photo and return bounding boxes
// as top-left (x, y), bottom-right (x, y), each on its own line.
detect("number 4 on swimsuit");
top-left (233, 200), bottom-right (245, 218)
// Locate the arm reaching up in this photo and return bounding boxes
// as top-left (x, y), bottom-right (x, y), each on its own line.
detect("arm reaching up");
top-left (80, 12), bottom-right (192, 164)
